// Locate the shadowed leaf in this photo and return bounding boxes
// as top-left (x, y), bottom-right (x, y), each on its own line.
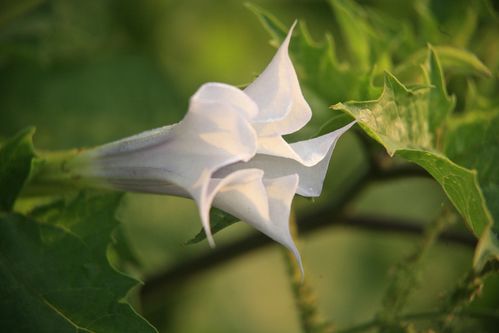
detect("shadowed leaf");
top-left (0, 127), bottom-right (36, 211)
top-left (0, 193), bottom-right (157, 332)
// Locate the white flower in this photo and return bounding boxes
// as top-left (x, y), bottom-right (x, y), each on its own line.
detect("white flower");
top-left (70, 23), bottom-right (355, 272)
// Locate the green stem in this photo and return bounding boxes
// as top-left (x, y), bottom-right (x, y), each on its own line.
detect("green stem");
top-left (283, 212), bottom-right (333, 333)
top-left (26, 149), bottom-right (96, 195)
top-left (375, 209), bottom-right (454, 330)
top-left (437, 260), bottom-right (499, 331)
top-left (336, 309), bottom-right (499, 333)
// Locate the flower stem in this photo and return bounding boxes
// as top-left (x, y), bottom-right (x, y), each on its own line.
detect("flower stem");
top-left (283, 211), bottom-right (333, 333)
top-left (335, 309), bottom-right (499, 333)
top-left (376, 209), bottom-right (455, 328)
top-left (26, 148), bottom-right (98, 195)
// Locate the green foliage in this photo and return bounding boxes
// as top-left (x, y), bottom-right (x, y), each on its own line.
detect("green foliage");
top-left (0, 193), bottom-right (157, 333)
top-left (0, 0), bottom-right (184, 149)
top-left (445, 113), bottom-right (499, 232)
top-left (396, 46), bottom-right (492, 79)
top-left (378, 211), bottom-right (453, 329)
top-left (436, 261), bottom-right (499, 331)
top-left (0, 127), bottom-right (36, 211)
top-left (253, 1), bottom-right (499, 330)
top-left (1, 0), bottom-right (499, 332)
top-left (333, 50), bottom-right (499, 266)
top-left (0, 127), bottom-right (155, 332)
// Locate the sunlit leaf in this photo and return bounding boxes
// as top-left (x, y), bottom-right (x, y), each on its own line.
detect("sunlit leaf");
top-left (333, 49), bottom-right (498, 262)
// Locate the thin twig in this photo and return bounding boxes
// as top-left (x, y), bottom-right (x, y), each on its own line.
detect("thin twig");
top-left (437, 260), bottom-right (499, 331)
top-left (376, 209), bottom-right (455, 329)
top-left (140, 213), bottom-right (475, 302)
top-left (335, 309), bottom-right (499, 333)
top-left (140, 169), bottom-right (371, 302)
top-left (284, 213), bottom-right (334, 333)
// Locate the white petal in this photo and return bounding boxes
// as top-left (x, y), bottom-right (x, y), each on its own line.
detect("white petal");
top-left (244, 22), bottom-right (312, 136)
top-left (193, 82), bottom-right (259, 119)
top-left (78, 85), bottom-right (259, 246)
top-left (211, 169), bottom-right (270, 226)
top-left (213, 173), bottom-right (302, 274)
top-left (82, 124), bottom-right (176, 158)
top-left (216, 121), bottom-right (356, 197)
top-left (257, 131), bottom-right (338, 167)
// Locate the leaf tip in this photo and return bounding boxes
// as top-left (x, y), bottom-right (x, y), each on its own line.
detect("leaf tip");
top-left (330, 102), bottom-right (345, 111)
top-left (383, 71), bottom-right (411, 94)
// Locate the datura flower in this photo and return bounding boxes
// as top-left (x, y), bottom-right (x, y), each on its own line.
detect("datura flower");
top-left (69, 23), bottom-right (355, 272)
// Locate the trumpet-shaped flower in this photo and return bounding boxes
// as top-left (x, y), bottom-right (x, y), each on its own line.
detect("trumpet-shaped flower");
top-left (69, 23), bottom-right (355, 272)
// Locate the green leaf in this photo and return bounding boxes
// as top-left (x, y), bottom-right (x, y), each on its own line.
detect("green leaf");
top-left (0, 0), bottom-right (43, 28)
top-left (395, 46), bottom-right (492, 80)
top-left (245, 3), bottom-right (287, 44)
top-left (0, 192), bottom-right (157, 333)
top-left (396, 149), bottom-right (491, 236)
top-left (334, 71), bottom-right (440, 155)
top-left (187, 208), bottom-right (239, 245)
top-left (0, 127), bottom-right (36, 211)
top-left (424, 46), bottom-right (456, 133)
top-left (445, 112), bottom-right (499, 227)
top-left (445, 111), bottom-right (499, 269)
top-left (333, 49), bottom-right (496, 248)
top-left (328, 0), bottom-right (373, 69)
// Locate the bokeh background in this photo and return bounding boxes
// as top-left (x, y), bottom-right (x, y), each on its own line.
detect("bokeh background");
top-left (1, 0), bottom-right (498, 332)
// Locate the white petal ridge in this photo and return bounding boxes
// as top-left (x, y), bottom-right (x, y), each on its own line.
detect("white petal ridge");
top-left (216, 121), bottom-right (356, 197)
top-left (244, 21), bottom-right (312, 136)
top-left (213, 173), bottom-right (303, 273)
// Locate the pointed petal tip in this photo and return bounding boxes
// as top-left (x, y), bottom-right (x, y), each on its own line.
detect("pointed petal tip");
top-left (244, 18), bottom-right (311, 136)
top-left (203, 222), bottom-right (216, 249)
top-left (207, 236), bottom-right (216, 248)
top-left (289, 20), bottom-right (298, 35)
top-left (342, 120), bottom-right (357, 132)
top-left (282, 21), bottom-right (296, 47)
top-left (198, 201), bottom-right (216, 248)
top-left (290, 246), bottom-right (305, 281)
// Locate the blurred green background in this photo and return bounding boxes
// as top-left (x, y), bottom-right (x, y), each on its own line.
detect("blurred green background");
top-left (1, 0), bottom-right (498, 332)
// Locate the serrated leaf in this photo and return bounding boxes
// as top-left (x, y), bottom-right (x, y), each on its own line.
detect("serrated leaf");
top-left (0, 127), bottom-right (36, 211)
top-left (445, 112), bottom-right (499, 226)
top-left (396, 149), bottom-right (491, 236)
top-left (445, 112), bottom-right (499, 268)
top-left (0, 192), bottom-right (157, 333)
top-left (333, 49), bottom-right (497, 253)
top-left (187, 208), bottom-right (239, 245)
top-left (334, 71), bottom-right (439, 155)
